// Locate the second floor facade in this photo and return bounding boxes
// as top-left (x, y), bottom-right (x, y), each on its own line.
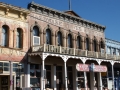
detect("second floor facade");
top-left (28, 2), bottom-right (106, 55)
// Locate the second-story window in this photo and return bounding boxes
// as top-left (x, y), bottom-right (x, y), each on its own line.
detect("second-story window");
top-left (33, 26), bottom-right (40, 46)
top-left (77, 36), bottom-right (81, 49)
top-left (86, 38), bottom-right (89, 50)
top-left (16, 28), bottom-right (23, 48)
top-left (93, 39), bottom-right (97, 52)
top-left (57, 31), bottom-right (62, 46)
top-left (1, 25), bottom-right (8, 47)
top-left (33, 26), bottom-right (39, 36)
top-left (68, 34), bottom-right (72, 48)
top-left (46, 29), bottom-right (51, 44)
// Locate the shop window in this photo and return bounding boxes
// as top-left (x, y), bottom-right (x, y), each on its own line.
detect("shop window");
top-left (4, 62), bottom-right (9, 71)
top-left (13, 63), bottom-right (24, 72)
top-left (77, 36), bottom-right (81, 49)
top-left (30, 64), bottom-right (41, 88)
top-left (1, 25), bottom-right (8, 47)
top-left (68, 34), bottom-right (72, 48)
top-left (46, 29), bottom-right (51, 44)
top-left (57, 31), bottom-right (62, 46)
top-left (16, 28), bottom-right (23, 48)
top-left (45, 65), bottom-right (51, 88)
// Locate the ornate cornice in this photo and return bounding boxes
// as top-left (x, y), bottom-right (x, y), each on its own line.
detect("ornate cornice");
top-left (28, 1), bottom-right (106, 32)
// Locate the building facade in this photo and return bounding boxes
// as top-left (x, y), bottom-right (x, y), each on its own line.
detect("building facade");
top-left (0, 2), bottom-right (29, 90)
top-left (26, 2), bottom-right (120, 90)
top-left (105, 38), bottom-right (120, 90)
top-left (0, 1), bottom-right (120, 90)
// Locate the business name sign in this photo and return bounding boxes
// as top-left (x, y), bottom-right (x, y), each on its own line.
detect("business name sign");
top-left (76, 63), bottom-right (107, 72)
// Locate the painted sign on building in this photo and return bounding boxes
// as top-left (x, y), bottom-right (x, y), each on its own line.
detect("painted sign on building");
top-left (76, 63), bottom-right (107, 72)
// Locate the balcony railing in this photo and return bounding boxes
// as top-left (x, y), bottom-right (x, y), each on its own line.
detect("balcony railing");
top-left (32, 44), bottom-right (120, 60)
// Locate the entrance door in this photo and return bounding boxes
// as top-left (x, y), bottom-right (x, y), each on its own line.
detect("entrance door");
top-left (0, 76), bottom-right (9, 90)
top-left (56, 66), bottom-right (62, 90)
top-left (67, 66), bottom-right (73, 90)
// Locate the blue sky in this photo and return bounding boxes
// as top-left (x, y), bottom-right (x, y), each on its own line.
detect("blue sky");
top-left (1, 0), bottom-right (120, 42)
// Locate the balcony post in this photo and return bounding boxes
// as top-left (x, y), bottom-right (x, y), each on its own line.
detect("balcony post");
top-left (60, 46), bottom-right (61, 53)
top-left (44, 44), bottom-right (46, 52)
top-left (110, 61), bottom-right (115, 90)
top-left (74, 48), bottom-right (75, 55)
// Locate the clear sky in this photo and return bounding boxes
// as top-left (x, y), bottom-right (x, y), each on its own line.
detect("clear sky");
top-left (1, 0), bottom-right (120, 42)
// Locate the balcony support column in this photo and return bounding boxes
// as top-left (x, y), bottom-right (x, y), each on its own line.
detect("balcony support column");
top-left (40, 53), bottom-right (48, 90)
top-left (110, 61), bottom-right (115, 90)
top-left (60, 55), bottom-right (68, 90)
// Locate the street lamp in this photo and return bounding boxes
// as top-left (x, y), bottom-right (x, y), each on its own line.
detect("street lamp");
top-left (18, 63), bottom-right (22, 90)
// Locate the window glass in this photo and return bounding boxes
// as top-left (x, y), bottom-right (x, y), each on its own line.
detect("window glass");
top-left (68, 34), bottom-right (72, 48)
top-left (16, 28), bottom-right (22, 48)
top-left (57, 31), bottom-right (62, 46)
top-left (0, 62), bottom-right (3, 67)
top-left (4, 63), bottom-right (9, 66)
top-left (2, 26), bottom-right (8, 46)
top-left (77, 36), bottom-right (81, 49)
top-left (33, 26), bottom-right (39, 36)
top-left (94, 39), bottom-right (97, 52)
top-left (86, 38), bottom-right (89, 50)
top-left (46, 29), bottom-right (51, 44)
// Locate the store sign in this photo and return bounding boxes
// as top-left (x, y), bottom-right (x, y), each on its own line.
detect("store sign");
top-left (0, 47), bottom-right (26, 56)
top-left (0, 67), bottom-right (3, 73)
top-left (76, 64), bottom-right (107, 72)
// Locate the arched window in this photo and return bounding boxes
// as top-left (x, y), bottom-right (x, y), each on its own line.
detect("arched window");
top-left (100, 41), bottom-right (104, 49)
top-left (86, 38), bottom-right (89, 50)
top-left (46, 29), bottom-right (51, 44)
top-left (16, 28), bottom-right (23, 48)
top-left (57, 31), bottom-right (62, 46)
top-left (68, 34), bottom-right (72, 48)
top-left (93, 39), bottom-right (97, 52)
top-left (33, 26), bottom-right (39, 36)
top-left (77, 36), bottom-right (81, 49)
top-left (1, 25), bottom-right (8, 47)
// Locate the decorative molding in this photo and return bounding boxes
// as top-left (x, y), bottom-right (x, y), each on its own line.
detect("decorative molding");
top-left (30, 52), bottom-right (120, 64)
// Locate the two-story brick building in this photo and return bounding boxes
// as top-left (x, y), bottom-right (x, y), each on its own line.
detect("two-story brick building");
top-left (0, 2), bottom-right (29, 90)
top-left (0, 1), bottom-right (120, 90)
top-left (25, 2), bottom-right (120, 90)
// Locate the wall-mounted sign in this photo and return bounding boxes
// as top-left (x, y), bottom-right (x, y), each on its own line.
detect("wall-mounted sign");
top-left (76, 63), bottom-right (107, 72)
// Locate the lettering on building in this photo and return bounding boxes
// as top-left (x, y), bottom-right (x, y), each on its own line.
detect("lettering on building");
top-left (31, 13), bottom-right (104, 37)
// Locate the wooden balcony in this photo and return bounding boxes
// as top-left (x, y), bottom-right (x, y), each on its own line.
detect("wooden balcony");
top-left (32, 44), bottom-right (120, 60)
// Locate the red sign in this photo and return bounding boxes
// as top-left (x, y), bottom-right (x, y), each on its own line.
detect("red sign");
top-left (76, 64), bottom-right (107, 72)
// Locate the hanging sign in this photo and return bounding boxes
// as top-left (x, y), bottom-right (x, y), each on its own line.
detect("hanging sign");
top-left (76, 64), bottom-right (107, 72)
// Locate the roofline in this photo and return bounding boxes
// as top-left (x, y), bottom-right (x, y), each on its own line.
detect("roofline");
top-left (105, 38), bottom-right (120, 43)
top-left (28, 1), bottom-right (106, 30)
top-left (0, 2), bottom-right (29, 13)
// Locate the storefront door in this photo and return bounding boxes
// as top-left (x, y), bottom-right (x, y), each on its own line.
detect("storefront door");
top-left (67, 66), bottom-right (73, 90)
top-left (0, 75), bottom-right (9, 90)
top-left (56, 66), bottom-right (62, 90)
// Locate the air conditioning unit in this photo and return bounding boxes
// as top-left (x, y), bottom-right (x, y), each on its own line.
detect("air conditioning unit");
top-left (33, 36), bottom-right (40, 46)
top-left (101, 48), bottom-right (105, 54)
